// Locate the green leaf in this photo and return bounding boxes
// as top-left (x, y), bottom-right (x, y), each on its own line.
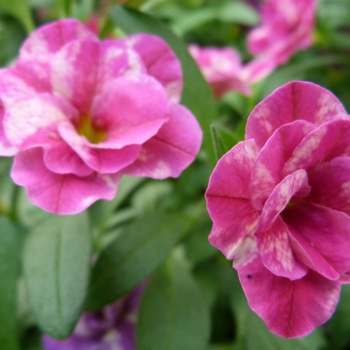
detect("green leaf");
top-left (210, 124), bottom-right (228, 161)
top-left (88, 175), bottom-right (144, 231)
top-left (0, 217), bottom-right (21, 350)
top-left (325, 284), bottom-right (350, 350)
top-left (0, 0), bottom-right (34, 33)
top-left (85, 212), bottom-right (193, 311)
top-left (0, 16), bottom-right (26, 66)
top-left (109, 6), bottom-right (218, 166)
top-left (218, 2), bottom-right (259, 25)
top-left (173, 2), bottom-right (259, 34)
top-left (136, 251), bottom-right (210, 350)
top-left (261, 55), bottom-right (346, 99)
top-left (55, 0), bottom-right (72, 18)
top-left (23, 212), bottom-right (92, 339)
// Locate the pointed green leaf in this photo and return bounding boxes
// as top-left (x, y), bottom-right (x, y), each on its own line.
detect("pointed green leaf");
top-left (23, 212), bottom-right (92, 339)
top-left (109, 6), bottom-right (218, 166)
top-left (0, 217), bottom-right (21, 350)
top-left (85, 212), bottom-right (193, 311)
top-left (136, 252), bottom-right (210, 350)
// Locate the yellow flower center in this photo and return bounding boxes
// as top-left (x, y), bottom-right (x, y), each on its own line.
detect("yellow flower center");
top-left (77, 114), bottom-right (107, 144)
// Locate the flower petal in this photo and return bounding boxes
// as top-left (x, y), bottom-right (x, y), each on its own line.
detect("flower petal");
top-left (13, 125), bottom-right (93, 177)
top-left (11, 148), bottom-right (118, 214)
top-left (256, 218), bottom-right (307, 279)
top-left (0, 68), bottom-right (40, 106)
top-left (98, 39), bottom-right (145, 93)
top-left (0, 104), bottom-right (17, 156)
top-left (238, 256), bottom-right (340, 338)
top-left (4, 94), bottom-right (76, 147)
top-left (125, 34), bottom-right (183, 102)
top-left (245, 81), bottom-right (348, 149)
top-left (43, 139), bottom-right (94, 177)
top-left (20, 19), bottom-right (97, 59)
top-left (51, 40), bottom-right (100, 113)
top-left (207, 139), bottom-right (259, 199)
top-left (91, 75), bottom-right (170, 148)
top-left (58, 122), bottom-right (141, 174)
top-left (257, 169), bottom-right (310, 232)
top-left (283, 203), bottom-right (350, 277)
top-left (308, 157), bottom-right (350, 214)
top-left (249, 120), bottom-right (314, 209)
top-left (124, 104), bottom-right (202, 179)
top-left (284, 119), bottom-right (350, 174)
top-left (15, 19), bottom-right (98, 99)
top-left (206, 140), bottom-right (260, 262)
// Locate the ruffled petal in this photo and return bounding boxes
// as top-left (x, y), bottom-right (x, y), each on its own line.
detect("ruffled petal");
top-left (257, 169), bottom-right (310, 232)
top-left (20, 19), bottom-right (97, 59)
top-left (238, 256), bottom-right (340, 338)
top-left (256, 218), bottom-right (307, 279)
top-left (0, 104), bottom-right (17, 156)
top-left (284, 119), bottom-right (350, 174)
top-left (206, 140), bottom-right (260, 263)
top-left (51, 40), bottom-right (100, 113)
top-left (308, 157), bottom-right (350, 214)
top-left (14, 20), bottom-right (98, 99)
top-left (0, 68), bottom-right (38, 106)
top-left (91, 75), bottom-right (170, 148)
top-left (125, 34), bottom-right (183, 102)
top-left (249, 120), bottom-right (314, 209)
top-left (124, 104), bottom-right (202, 179)
top-left (58, 122), bottom-right (141, 174)
top-left (97, 39), bottom-right (145, 93)
top-left (245, 81), bottom-right (348, 149)
top-left (11, 148), bottom-right (118, 214)
top-left (4, 93), bottom-right (76, 148)
top-left (284, 203), bottom-right (350, 278)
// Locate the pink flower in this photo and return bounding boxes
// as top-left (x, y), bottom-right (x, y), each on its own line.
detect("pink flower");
top-left (247, 0), bottom-right (316, 65)
top-left (188, 44), bottom-right (251, 99)
top-left (0, 19), bottom-right (202, 214)
top-left (189, 44), bottom-right (280, 99)
top-left (205, 81), bottom-right (350, 338)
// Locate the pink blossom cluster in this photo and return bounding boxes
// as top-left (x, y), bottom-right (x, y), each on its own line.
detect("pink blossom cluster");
top-left (0, 19), bottom-right (202, 214)
top-left (247, 0), bottom-right (316, 66)
top-left (206, 81), bottom-right (350, 338)
top-left (188, 45), bottom-right (252, 99)
top-left (189, 0), bottom-right (316, 99)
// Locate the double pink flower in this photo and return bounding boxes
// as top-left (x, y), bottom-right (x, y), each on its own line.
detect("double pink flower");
top-left (206, 81), bottom-right (350, 338)
top-left (190, 0), bottom-right (316, 99)
top-left (0, 19), bottom-right (202, 214)
top-left (247, 0), bottom-right (316, 65)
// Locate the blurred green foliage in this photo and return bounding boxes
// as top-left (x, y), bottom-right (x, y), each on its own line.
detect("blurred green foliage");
top-left (0, 0), bottom-right (349, 349)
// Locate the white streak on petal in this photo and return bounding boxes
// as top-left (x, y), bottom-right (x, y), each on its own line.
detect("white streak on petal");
top-left (5, 97), bottom-right (67, 145)
top-left (229, 236), bottom-right (257, 267)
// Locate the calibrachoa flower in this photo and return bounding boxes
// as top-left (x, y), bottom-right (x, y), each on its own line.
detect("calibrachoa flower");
top-left (247, 0), bottom-right (316, 66)
top-left (188, 44), bottom-right (251, 99)
top-left (0, 19), bottom-right (202, 214)
top-left (42, 283), bottom-right (145, 350)
top-left (189, 44), bottom-right (278, 99)
top-left (205, 81), bottom-right (350, 338)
